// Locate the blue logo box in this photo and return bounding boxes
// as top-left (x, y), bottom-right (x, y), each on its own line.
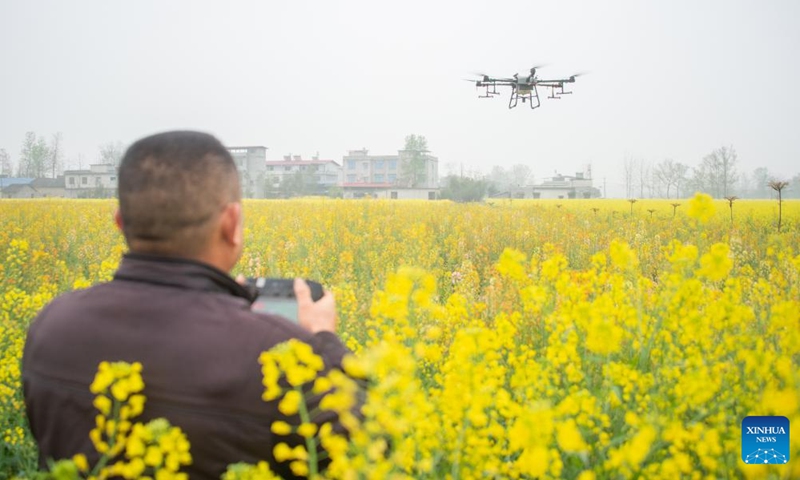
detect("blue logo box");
top-left (742, 416), bottom-right (789, 465)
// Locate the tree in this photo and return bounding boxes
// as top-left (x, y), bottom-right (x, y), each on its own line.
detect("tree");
top-left (510, 164), bottom-right (532, 186)
top-left (637, 159), bottom-right (651, 198)
top-left (399, 134), bottom-right (428, 188)
top-left (99, 141), bottom-right (125, 168)
top-left (0, 148), bottom-right (12, 176)
top-left (18, 131), bottom-right (50, 178)
top-left (697, 145), bottom-right (739, 197)
top-left (790, 173), bottom-right (800, 199)
top-left (654, 159), bottom-right (689, 199)
top-left (487, 165), bottom-right (511, 193)
top-left (47, 132), bottom-right (64, 178)
top-left (622, 156), bottom-right (636, 198)
top-left (279, 170), bottom-right (314, 198)
top-left (750, 167), bottom-right (770, 198)
top-left (440, 175), bottom-right (489, 202)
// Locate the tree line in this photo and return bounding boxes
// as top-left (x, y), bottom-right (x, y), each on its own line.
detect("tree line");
top-left (0, 132), bottom-right (124, 179)
top-left (622, 145), bottom-right (799, 199)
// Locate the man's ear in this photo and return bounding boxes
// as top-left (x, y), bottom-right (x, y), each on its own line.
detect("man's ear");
top-left (114, 209), bottom-right (124, 232)
top-left (220, 202), bottom-right (243, 248)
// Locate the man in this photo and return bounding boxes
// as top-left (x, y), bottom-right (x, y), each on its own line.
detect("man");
top-left (22, 131), bottom-right (355, 479)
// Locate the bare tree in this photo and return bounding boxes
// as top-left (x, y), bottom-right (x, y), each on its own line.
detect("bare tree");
top-left (655, 159), bottom-right (689, 199)
top-left (0, 148), bottom-right (12, 176)
top-left (99, 141), bottom-right (126, 168)
top-left (48, 132), bottom-right (64, 178)
top-left (791, 173), bottom-right (800, 199)
top-left (698, 145), bottom-right (739, 197)
top-left (750, 167), bottom-right (770, 198)
top-left (637, 159), bottom-right (651, 198)
top-left (510, 164), bottom-right (532, 186)
top-left (658, 160), bottom-right (690, 199)
top-left (622, 156), bottom-right (635, 198)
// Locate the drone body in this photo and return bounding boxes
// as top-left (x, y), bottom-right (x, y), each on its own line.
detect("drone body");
top-left (469, 67), bottom-right (581, 109)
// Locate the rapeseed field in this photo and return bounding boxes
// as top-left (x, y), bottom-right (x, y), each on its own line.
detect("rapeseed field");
top-left (1, 197), bottom-right (798, 479)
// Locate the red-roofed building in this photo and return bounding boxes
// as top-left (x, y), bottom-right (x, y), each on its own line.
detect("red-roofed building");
top-left (341, 149), bottom-right (439, 199)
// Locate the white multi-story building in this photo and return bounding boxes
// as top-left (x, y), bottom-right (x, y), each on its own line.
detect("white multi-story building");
top-left (340, 149), bottom-right (439, 198)
top-left (64, 164), bottom-right (117, 198)
top-left (227, 146), bottom-right (268, 198)
top-left (264, 155), bottom-right (341, 196)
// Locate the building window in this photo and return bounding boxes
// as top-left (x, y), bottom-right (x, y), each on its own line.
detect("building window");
top-left (388, 173), bottom-right (397, 182)
top-left (390, 191), bottom-right (398, 199)
top-left (428, 191), bottom-right (436, 200)
top-left (374, 174), bottom-right (384, 183)
top-left (285, 166), bottom-right (292, 171)
top-left (375, 160), bottom-right (384, 169)
top-left (69, 177), bottom-right (75, 185)
top-left (362, 162), bottom-right (369, 170)
top-left (82, 177), bottom-right (88, 185)
top-left (267, 166), bottom-right (274, 171)
top-left (388, 160), bottom-right (397, 170)
top-left (347, 160), bottom-right (356, 170)
top-left (346, 174), bottom-right (356, 183)
top-left (110, 176), bottom-right (116, 181)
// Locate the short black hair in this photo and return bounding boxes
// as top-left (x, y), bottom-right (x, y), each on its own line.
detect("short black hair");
top-left (118, 131), bottom-right (240, 255)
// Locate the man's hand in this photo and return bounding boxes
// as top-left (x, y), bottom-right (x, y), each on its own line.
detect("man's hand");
top-left (295, 278), bottom-right (337, 334)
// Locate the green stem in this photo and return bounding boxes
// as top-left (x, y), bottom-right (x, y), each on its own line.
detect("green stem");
top-left (89, 397), bottom-right (120, 477)
top-left (296, 386), bottom-right (319, 479)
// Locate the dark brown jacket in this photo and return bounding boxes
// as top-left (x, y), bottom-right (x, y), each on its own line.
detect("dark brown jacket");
top-left (23, 253), bottom-right (353, 479)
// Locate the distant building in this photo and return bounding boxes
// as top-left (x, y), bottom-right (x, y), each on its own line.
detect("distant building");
top-left (31, 177), bottom-right (68, 197)
top-left (342, 185), bottom-right (439, 200)
top-left (0, 177), bottom-right (34, 198)
top-left (264, 155), bottom-right (342, 196)
top-left (228, 146), bottom-right (268, 198)
top-left (1, 182), bottom-right (38, 198)
top-left (341, 149), bottom-right (439, 198)
top-left (497, 171), bottom-right (601, 200)
top-left (1, 176), bottom-right (69, 199)
top-left (64, 165), bottom-right (117, 198)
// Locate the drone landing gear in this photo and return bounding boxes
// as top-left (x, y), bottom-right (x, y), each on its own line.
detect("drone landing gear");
top-left (508, 86), bottom-right (541, 110)
top-left (478, 83), bottom-right (499, 98)
top-left (547, 85), bottom-right (572, 99)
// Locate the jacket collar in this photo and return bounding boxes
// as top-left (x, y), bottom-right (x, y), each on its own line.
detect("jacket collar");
top-left (113, 252), bottom-right (256, 302)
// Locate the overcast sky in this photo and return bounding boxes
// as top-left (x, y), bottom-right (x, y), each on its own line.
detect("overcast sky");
top-left (1, 0), bottom-right (798, 196)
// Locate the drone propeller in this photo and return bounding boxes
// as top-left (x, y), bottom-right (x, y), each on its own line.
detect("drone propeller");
top-left (469, 72), bottom-right (493, 80)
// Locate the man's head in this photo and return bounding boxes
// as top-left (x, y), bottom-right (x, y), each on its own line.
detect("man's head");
top-left (116, 131), bottom-right (243, 270)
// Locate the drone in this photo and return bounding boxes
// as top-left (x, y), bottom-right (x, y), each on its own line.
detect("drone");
top-left (467, 66), bottom-right (582, 109)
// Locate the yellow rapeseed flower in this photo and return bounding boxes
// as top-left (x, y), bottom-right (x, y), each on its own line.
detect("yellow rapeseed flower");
top-left (687, 192), bottom-right (716, 223)
top-left (278, 390), bottom-right (302, 416)
top-left (270, 421), bottom-right (292, 436)
top-left (697, 242), bottom-right (733, 281)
